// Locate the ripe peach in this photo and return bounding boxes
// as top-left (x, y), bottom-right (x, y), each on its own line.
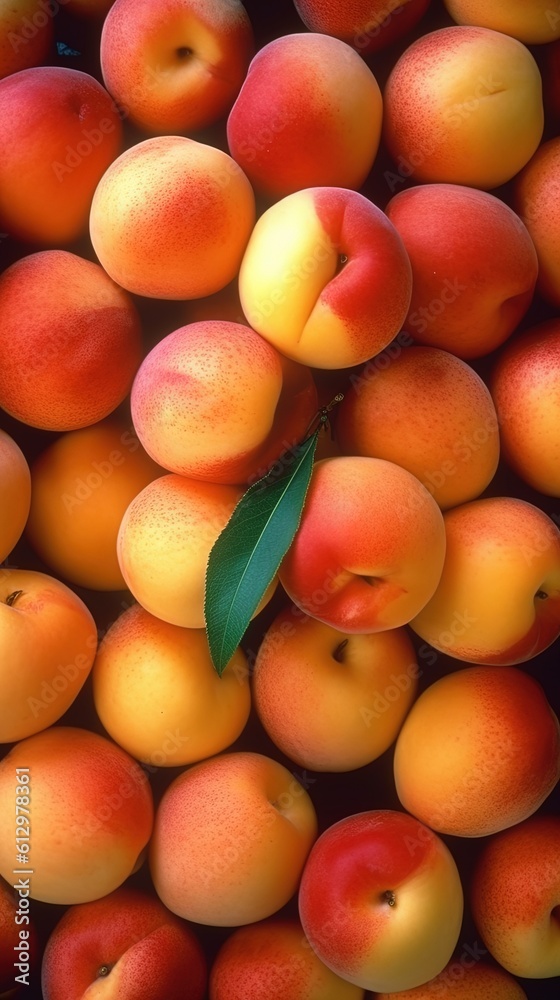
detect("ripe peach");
top-left (150, 752), bottom-right (318, 926)
top-left (0, 430), bottom-right (31, 564)
top-left (443, 0), bottom-right (560, 44)
top-left (514, 136), bottom-right (560, 308)
top-left (292, 0), bottom-right (431, 55)
top-left (25, 420), bottom-right (163, 591)
top-left (0, 0), bottom-right (53, 79)
top-left (383, 26), bottom-right (544, 190)
top-left (227, 32), bottom-right (382, 198)
top-left (89, 135), bottom-right (255, 300)
top-left (0, 251), bottom-right (142, 431)
top-left (384, 184), bottom-right (538, 358)
top-left (0, 875), bottom-right (39, 995)
top-left (130, 321), bottom-right (317, 484)
top-left (375, 960), bottom-right (528, 998)
top-left (394, 665), bottom-right (560, 837)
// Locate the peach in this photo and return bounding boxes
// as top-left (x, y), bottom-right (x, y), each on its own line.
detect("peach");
top-left (150, 751), bottom-right (318, 926)
top-left (92, 603), bottom-right (250, 767)
top-left (471, 815), bottom-right (560, 978)
top-left (209, 918), bottom-right (364, 1000)
top-left (0, 875), bottom-right (39, 995)
top-left (443, 0), bottom-right (560, 44)
top-left (117, 473), bottom-right (277, 629)
top-left (410, 496), bottom-right (560, 664)
top-left (0, 0), bottom-right (53, 79)
top-left (0, 251), bottom-right (142, 431)
top-left (335, 346), bottom-right (499, 509)
top-left (238, 187), bottom-right (412, 370)
top-left (100, 0), bottom-right (254, 134)
top-left (25, 420), bottom-right (163, 591)
top-left (374, 959), bottom-right (528, 998)
top-left (41, 887), bottom-right (207, 1000)
top-left (298, 810), bottom-right (464, 993)
top-left (0, 67), bottom-right (122, 244)
top-left (383, 26), bottom-right (544, 190)
top-left (0, 569), bottom-right (97, 744)
top-left (227, 32), bottom-right (382, 198)
top-left (490, 319), bottom-right (560, 497)
top-left (253, 607), bottom-right (419, 772)
top-left (384, 184), bottom-right (538, 358)
top-left (292, 0), bottom-right (431, 55)
top-left (0, 431), bottom-right (31, 564)
top-left (89, 135), bottom-right (255, 300)
top-left (278, 456), bottom-right (446, 633)
top-left (514, 136), bottom-right (560, 308)
top-left (393, 665), bottom-right (560, 837)
top-left (130, 321), bottom-right (317, 484)
top-left (0, 727), bottom-right (153, 904)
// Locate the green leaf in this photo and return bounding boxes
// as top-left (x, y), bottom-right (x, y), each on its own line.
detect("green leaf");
top-left (204, 428), bottom-right (320, 676)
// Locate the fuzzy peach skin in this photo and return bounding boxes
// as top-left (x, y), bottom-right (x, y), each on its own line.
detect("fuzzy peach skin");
top-left (92, 603), bottom-right (250, 767)
top-left (0, 67), bottom-right (122, 244)
top-left (117, 473), bottom-right (277, 628)
top-left (490, 320), bottom-right (560, 497)
top-left (471, 815), bottom-right (560, 979)
top-left (292, 0), bottom-right (431, 55)
top-left (278, 456), bottom-right (446, 633)
top-left (393, 665), bottom-right (560, 838)
top-left (130, 321), bottom-right (317, 483)
top-left (374, 959), bottom-right (528, 998)
top-left (89, 135), bottom-right (255, 300)
top-left (384, 184), bottom-right (538, 359)
top-left (444, 0), bottom-right (560, 44)
top-left (0, 727), bottom-right (153, 905)
top-left (335, 347), bottom-right (499, 510)
top-left (100, 0), bottom-right (254, 134)
top-left (150, 751), bottom-right (318, 926)
top-left (0, 251), bottom-right (142, 431)
top-left (238, 188), bottom-right (412, 370)
top-left (26, 420), bottom-right (163, 591)
top-left (0, 875), bottom-right (39, 996)
top-left (0, 430), bottom-right (31, 563)
top-left (0, 0), bottom-right (53, 79)
top-left (41, 887), bottom-right (207, 1000)
top-left (227, 33), bottom-right (382, 198)
top-left (0, 569), bottom-right (97, 744)
top-left (298, 810), bottom-right (464, 994)
top-left (514, 137), bottom-right (560, 309)
top-left (410, 496), bottom-right (560, 663)
top-left (209, 918), bottom-right (364, 1000)
top-left (383, 26), bottom-right (544, 190)
top-left (253, 607), bottom-right (419, 772)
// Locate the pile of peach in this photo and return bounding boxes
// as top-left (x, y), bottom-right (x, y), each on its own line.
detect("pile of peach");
top-left (0, 0), bottom-right (559, 998)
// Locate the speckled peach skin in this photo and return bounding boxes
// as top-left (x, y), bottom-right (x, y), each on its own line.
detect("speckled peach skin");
top-left (0, 0), bottom-right (53, 79)
top-left (89, 135), bottom-right (256, 299)
top-left (150, 752), bottom-right (318, 926)
top-left (385, 184), bottom-right (538, 359)
top-left (335, 346), bottom-right (499, 509)
top-left (209, 918), bottom-right (364, 1000)
top-left (471, 815), bottom-right (560, 978)
top-left (0, 251), bottom-right (143, 431)
top-left (514, 137), bottom-right (560, 309)
top-left (444, 0), bottom-right (560, 44)
top-left (383, 26), bottom-right (544, 190)
top-left (227, 33), bottom-right (382, 198)
top-left (0, 430), bottom-right (31, 563)
top-left (101, 0), bottom-right (254, 134)
top-left (394, 666), bottom-right (560, 838)
top-left (0, 67), bottom-right (122, 244)
top-left (0, 728), bottom-right (153, 905)
top-left (374, 960), bottom-right (528, 998)
top-left (292, 0), bottom-right (431, 54)
top-left (41, 887), bottom-right (207, 1000)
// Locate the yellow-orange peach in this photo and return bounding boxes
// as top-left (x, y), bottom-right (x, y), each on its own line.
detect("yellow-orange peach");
top-left (92, 603), bottom-right (250, 767)
top-left (335, 347), bottom-right (499, 509)
top-left (238, 187), bottom-right (412, 370)
top-left (394, 665), bottom-right (560, 837)
top-left (253, 608), bottom-right (419, 771)
top-left (25, 420), bottom-right (163, 591)
top-left (150, 752), bottom-right (318, 926)
top-left (130, 321), bottom-right (317, 484)
top-left (444, 0), bottom-right (560, 44)
top-left (0, 727), bottom-right (153, 904)
top-left (89, 135), bottom-right (255, 300)
top-left (383, 26), bottom-right (544, 190)
top-left (375, 959), bottom-right (528, 998)
top-left (278, 456), bottom-right (446, 633)
top-left (0, 67), bottom-right (122, 244)
top-left (514, 136), bottom-right (560, 308)
top-left (0, 0), bottom-right (53, 79)
top-left (292, 0), bottom-right (431, 55)
top-left (0, 430), bottom-right (31, 563)
top-left (0, 251), bottom-right (142, 431)
top-left (384, 184), bottom-right (538, 358)
top-left (227, 33), bottom-right (382, 198)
